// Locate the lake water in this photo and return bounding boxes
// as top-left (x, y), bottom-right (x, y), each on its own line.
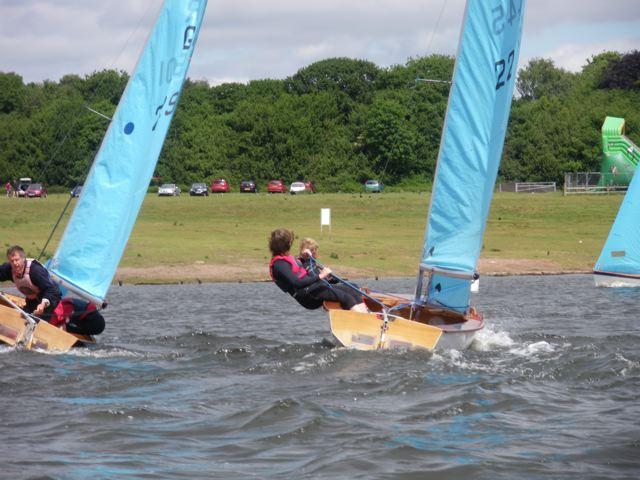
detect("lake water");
top-left (1, 275), bottom-right (639, 479)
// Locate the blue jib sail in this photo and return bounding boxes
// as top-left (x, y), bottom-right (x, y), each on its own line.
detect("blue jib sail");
top-left (594, 168), bottom-right (640, 276)
top-left (49, 0), bottom-right (208, 305)
top-left (421, 0), bottom-right (526, 312)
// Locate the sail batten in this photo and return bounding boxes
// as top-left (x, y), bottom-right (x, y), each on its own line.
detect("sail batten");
top-left (49, 0), bottom-right (208, 304)
top-left (421, 0), bottom-right (526, 312)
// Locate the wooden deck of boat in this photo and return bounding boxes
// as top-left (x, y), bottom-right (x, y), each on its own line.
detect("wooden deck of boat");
top-left (0, 291), bottom-right (95, 351)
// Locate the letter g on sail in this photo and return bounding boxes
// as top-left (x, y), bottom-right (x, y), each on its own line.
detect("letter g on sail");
top-left (183, 26), bottom-right (196, 50)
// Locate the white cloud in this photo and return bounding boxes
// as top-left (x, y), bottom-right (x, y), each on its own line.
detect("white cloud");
top-left (0, 0), bottom-right (638, 83)
top-left (543, 38), bottom-right (640, 72)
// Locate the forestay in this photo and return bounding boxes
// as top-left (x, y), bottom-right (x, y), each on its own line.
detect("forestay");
top-left (420, 0), bottom-right (526, 312)
top-left (48, 0), bottom-right (208, 305)
top-left (594, 168), bottom-right (640, 276)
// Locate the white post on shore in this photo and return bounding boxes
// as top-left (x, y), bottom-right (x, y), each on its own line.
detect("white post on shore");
top-left (321, 208), bottom-right (331, 237)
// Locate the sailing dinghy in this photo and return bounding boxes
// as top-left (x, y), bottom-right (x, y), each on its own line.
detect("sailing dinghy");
top-left (0, 0), bottom-right (208, 351)
top-left (593, 167), bottom-right (640, 287)
top-left (326, 0), bottom-right (526, 351)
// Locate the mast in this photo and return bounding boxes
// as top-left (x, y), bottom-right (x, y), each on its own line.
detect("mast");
top-left (416, 0), bottom-right (526, 312)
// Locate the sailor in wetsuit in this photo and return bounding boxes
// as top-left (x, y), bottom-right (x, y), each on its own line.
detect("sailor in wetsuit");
top-left (268, 228), bottom-right (368, 312)
top-left (0, 245), bottom-right (105, 335)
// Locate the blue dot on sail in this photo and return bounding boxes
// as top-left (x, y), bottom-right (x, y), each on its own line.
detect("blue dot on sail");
top-left (124, 122), bottom-right (135, 135)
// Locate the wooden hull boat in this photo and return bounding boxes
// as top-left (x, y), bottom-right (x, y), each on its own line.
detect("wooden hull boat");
top-left (325, 292), bottom-right (484, 351)
top-left (0, 292), bottom-right (95, 352)
top-left (319, 0), bottom-right (523, 353)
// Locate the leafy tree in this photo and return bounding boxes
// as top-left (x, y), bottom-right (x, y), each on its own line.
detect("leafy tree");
top-left (285, 58), bottom-right (380, 104)
top-left (516, 58), bottom-right (574, 100)
top-left (600, 50), bottom-right (640, 90)
top-left (361, 95), bottom-right (418, 182)
top-left (0, 72), bottom-right (25, 114)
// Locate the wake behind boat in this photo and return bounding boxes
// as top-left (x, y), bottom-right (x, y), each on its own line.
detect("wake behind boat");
top-left (327, 0), bottom-right (526, 351)
top-left (0, 0), bottom-right (208, 351)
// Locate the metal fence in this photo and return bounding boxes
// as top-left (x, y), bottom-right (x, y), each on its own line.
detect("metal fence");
top-left (563, 172), bottom-right (632, 195)
top-left (515, 182), bottom-right (556, 193)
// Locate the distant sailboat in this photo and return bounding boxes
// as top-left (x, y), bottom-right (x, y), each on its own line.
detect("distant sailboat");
top-left (593, 167), bottom-right (640, 287)
top-left (0, 0), bottom-right (208, 351)
top-left (326, 0), bottom-right (526, 350)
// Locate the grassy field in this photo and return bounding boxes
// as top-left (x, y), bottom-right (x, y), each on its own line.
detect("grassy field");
top-left (0, 191), bottom-right (622, 281)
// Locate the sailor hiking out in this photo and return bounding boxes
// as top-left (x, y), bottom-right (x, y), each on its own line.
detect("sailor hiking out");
top-left (268, 229), bottom-right (368, 313)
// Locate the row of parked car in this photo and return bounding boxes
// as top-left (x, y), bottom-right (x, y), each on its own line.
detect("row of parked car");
top-left (157, 179), bottom-right (318, 196)
top-left (9, 178), bottom-right (48, 198)
top-left (25, 178), bottom-right (383, 199)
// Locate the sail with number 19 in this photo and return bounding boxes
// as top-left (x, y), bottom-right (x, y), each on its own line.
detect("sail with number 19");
top-left (326, 0), bottom-right (526, 350)
top-left (0, 0), bottom-right (209, 351)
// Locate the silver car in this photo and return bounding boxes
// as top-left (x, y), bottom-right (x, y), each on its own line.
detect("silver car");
top-left (158, 183), bottom-right (181, 196)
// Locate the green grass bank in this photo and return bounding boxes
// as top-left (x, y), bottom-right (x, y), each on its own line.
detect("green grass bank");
top-left (0, 192), bottom-right (622, 283)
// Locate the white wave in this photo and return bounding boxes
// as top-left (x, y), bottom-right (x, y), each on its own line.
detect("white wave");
top-left (615, 353), bottom-right (639, 376)
top-left (509, 340), bottom-right (554, 356)
top-left (27, 345), bottom-right (153, 359)
top-left (471, 326), bottom-right (515, 351)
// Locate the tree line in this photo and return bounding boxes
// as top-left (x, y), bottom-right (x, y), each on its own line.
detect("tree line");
top-left (0, 51), bottom-right (638, 192)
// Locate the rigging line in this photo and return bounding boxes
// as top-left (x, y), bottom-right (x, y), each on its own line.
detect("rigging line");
top-left (425, 0), bottom-right (449, 54)
top-left (33, 0), bottom-right (160, 260)
top-left (37, 193), bottom-right (74, 262)
top-left (378, 0), bottom-right (449, 181)
top-left (33, 0), bottom-right (159, 186)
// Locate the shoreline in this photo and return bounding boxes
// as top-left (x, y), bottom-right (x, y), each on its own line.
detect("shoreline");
top-left (114, 258), bottom-right (592, 285)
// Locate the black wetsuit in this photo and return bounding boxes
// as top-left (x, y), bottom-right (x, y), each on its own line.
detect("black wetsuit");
top-left (64, 298), bottom-right (106, 336)
top-left (271, 258), bottom-right (363, 310)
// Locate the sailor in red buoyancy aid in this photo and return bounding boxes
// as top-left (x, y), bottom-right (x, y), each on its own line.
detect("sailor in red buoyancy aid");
top-left (0, 245), bottom-right (105, 335)
top-left (268, 229), bottom-right (368, 312)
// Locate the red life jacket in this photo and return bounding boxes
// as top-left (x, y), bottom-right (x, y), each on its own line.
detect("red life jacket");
top-left (42, 298), bottom-right (97, 330)
top-left (12, 259), bottom-right (41, 300)
top-left (269, 255), bottom-right (307, 282)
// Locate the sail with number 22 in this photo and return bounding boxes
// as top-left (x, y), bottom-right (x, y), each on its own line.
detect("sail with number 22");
top-left (326, 0), bottom-right (527, 351)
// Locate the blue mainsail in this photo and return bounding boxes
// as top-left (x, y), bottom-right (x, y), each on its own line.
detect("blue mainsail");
top-left (594, 167), bottom-right (640, 277)
top-left (49, 0), bottom-right (208, 305)
top-left (420, 0), bottom-right (526, 312)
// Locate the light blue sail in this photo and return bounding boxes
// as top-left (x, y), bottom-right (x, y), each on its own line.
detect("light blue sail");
top-left (49, 0), bottom-right (208, 305)
top-left (594, 167), bottom-right (640, 276)
top-left (421, 0), bottom-right (526, 312)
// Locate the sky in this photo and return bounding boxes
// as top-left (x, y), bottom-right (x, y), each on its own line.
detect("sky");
top-left (1, 0), bottom-right (639, 85)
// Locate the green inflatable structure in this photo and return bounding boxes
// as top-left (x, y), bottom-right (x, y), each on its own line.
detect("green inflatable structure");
top-left (600, 116), bottom-right (639, 186)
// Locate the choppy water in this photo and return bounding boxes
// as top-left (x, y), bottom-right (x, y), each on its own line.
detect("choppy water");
top-left (1, 275), bottom-right (639, 479)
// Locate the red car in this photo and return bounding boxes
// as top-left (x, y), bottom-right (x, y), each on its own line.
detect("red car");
top-left (211, 178), bottom-right (230, 193)
top-left (267, 179), bottom-right (287, 193)
top-left (304, 181), bottom-right (316, 193)
top-left (26, 183), bottom-right (47, 198)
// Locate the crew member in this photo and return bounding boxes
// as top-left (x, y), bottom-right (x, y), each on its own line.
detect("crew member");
top-left (268, 229), bottom-right (368, 312)
top-left (0, 245), bottom-right (104, 335)
top-left (0, 245), bottom-right (61, 318)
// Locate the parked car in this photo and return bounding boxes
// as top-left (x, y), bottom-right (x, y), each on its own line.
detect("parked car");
top-left (158, 183), bottom-right (181, 196)
top-left (211, 178), bottom-right (230, 193)
top-left (189, 182), bottom-right (209, 196)
top-left (364, 179), bottom-right (384, 193)
top-left (26, 183), bottom-right (47, 198)
top-left (240, 180), bottom-right (257, 193)
top-left (70, 185), bottom-right (83, 197)
top-left (267, 179), bottom-right (287, 194)
top-left (289, 181), bottom-right (316, 194)
top-left (17, 177), bottom-right (31, 197)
